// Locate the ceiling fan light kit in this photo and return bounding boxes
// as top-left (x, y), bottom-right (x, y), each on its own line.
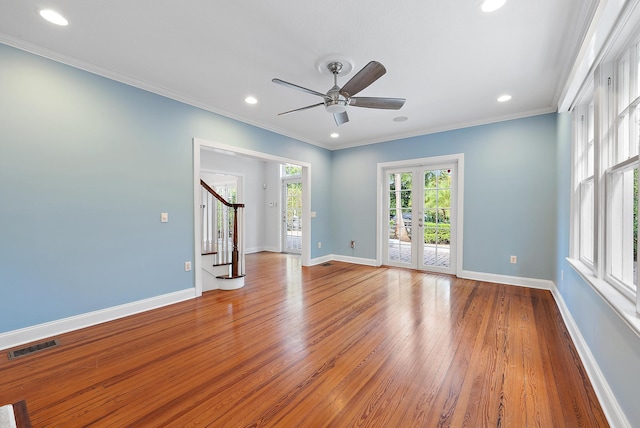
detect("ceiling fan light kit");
top-left (273, 60), bottom-right (405, 126)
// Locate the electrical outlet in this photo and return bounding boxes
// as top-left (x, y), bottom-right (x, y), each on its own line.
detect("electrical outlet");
top-left (351, 240), bottom-right (356, 249)
top-left (161, 212), bottom-right (168, 223)
top-left (510, 255), bottom-right (517, 264)
top-left (318, 242), bottom-right (322, 249)
top-left (184, 261), bottom-right (191, 271)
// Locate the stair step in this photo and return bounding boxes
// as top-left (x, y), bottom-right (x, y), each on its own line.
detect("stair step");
top-left (212, 262), bottom-right (232, 267)
top-left (216, 274), bottom-right (246, 280)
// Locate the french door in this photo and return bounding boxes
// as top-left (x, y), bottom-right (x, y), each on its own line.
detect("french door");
top-left (282, 178), bottom-right (302, 254)
top-left (384, 163), bottom-right (457, 274)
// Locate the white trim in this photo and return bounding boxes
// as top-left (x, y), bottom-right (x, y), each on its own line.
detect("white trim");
top-left (330, 254), bottom-right (379, 267)
top-left (459, 270), bottom-right (553, 290)
top-left (193, 142), bottom-right (203, 296)
top-left (568, 258), bottom-right (640, 337)
top-left (308, 254), bottom-right (335, 266)
top-left (246, 246), bottom-right (280, 254)
top-left (0, 289), bottom-right (194, 352)
top-left (550, 282), bottom-right (631, 428)
top-left (558, 0), bottom-right (634, 111)
top-left (309, 254), bottom-right (379, 267)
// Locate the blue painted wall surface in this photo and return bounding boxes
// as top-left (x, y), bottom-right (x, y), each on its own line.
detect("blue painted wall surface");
top-left (3, 43), bottom-right (640, 425)
top-left (0, 43), bottom-right (332, 333)
top-left (331, 114), bottom-right (558, 280)
top-left (555, 113), bottom-right (640, 426)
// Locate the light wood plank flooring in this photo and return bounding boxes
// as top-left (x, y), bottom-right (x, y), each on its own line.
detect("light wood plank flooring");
top-left (0, 253), bottom-right (608, 427)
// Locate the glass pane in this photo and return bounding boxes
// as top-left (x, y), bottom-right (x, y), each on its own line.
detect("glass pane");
top-left (619, 114), bottom-right (630, 163)
top-left (424, 170), bottom-right (437, 188)
top-left (438, 208), bottom-right (451, 225)
top-left (285, 181), bottom-right (302, 253)
top-left (580, 179), bottom-right (594, 265)
top-left (424, 189), bottom-right (437, 208)
top-left (619, 55), bottom-right (630, 111)
top-left (424, 209), bottom-right (437, 224)
top-left (636, 42), bottom-right (640, 100)
top-left (437, 169), bottom-right (452, 188)
top-left (587, 102), bottom-right (595, 177)
top-left (633, 106), bottom-right (640, 158)
top-left (281, 164), bottom-right (302, 177)
top-left (422, 168), bottom-right (451, 268)
top-left (388, 172), bottom-right (412, 263)
top-left (437, 189), bottom-right (451, 210)
top-left (608, 167), bottom-right (637, 292)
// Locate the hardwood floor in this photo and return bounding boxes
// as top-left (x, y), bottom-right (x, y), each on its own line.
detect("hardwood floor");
top-left (0, 253), bottom-right (608, 427)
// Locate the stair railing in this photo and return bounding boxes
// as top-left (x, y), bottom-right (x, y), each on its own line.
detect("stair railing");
top-left (200, 179), bottom-right (245, 278)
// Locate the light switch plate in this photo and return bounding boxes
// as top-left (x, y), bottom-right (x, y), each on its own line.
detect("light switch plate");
top-left (161, 212), bottom-right (168, 223)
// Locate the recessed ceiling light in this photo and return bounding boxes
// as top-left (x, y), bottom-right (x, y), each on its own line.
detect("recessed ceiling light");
top-left (244, 96), bottom-right (257, 105)
top-left (497, 94), bottom-right (512, 102)
top-left (330, 133), bottom-right (339, 138)
top-left (480, 0), bottom-right (507, 13)
top-left (393, 116), bottom-right (408, 122)
top-left (39, 9), bottom-right (68, 26)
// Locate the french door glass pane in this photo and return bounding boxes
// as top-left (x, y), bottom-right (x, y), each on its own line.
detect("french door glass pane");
top-left (423, 169), bottom-right (451, 268)
top-left (388, 172), bottom-right (412, 263)
top-left (284, 181), bottom-right (302, 253)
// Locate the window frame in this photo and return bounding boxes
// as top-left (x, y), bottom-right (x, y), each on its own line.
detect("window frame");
top-left (569, 30), bottom-right (640, 329)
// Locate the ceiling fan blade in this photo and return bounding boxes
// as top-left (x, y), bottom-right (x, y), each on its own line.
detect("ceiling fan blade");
top-left (272, 78), bottom-right (327, 98)
top-left (340, 61), bottom-right (387, 97)
top-left (334, 111), bottom-right (349, 126)
top-left (277, 102), bottom-right (324, 116)
top-left (349, 97), bottom-right (406, 110)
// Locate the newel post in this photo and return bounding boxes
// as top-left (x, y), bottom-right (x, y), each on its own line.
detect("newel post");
top-left (232, 205), bottom-right (240, 277)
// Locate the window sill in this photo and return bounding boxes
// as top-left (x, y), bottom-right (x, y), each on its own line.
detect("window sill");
top-left (567, 258), bottom-right (640, 338)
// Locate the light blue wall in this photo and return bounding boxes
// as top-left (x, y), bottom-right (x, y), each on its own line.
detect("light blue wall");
top-left (3, 43), bottom-right (640, 425)
top-left (555, 112), bottom-right (640, 426)
top-left (331, 114), bottom-right (558, 280)
top-left (0, 43), bottom-right (332, 333)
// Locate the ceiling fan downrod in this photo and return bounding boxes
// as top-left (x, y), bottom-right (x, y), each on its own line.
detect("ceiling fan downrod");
top-left (325, 62), bottom-right (348, 114)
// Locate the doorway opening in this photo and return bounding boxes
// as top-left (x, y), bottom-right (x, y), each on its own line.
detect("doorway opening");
top-left (193, 138), bottom-right (312, 295)
top-left (282, 164), bottom-right (302, 254)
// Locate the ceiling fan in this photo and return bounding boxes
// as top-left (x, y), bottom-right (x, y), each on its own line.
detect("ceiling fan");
top-left (272, 61), bottom-right (405, 126)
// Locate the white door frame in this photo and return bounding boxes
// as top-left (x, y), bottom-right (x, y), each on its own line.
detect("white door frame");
top-left (193, 138), bottom-right (312, 296)
top-left (376, 153), bottom-right (464, 275)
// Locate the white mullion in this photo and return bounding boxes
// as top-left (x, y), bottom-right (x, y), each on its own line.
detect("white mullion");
top-left (593, 65), bottom-right (610, 278)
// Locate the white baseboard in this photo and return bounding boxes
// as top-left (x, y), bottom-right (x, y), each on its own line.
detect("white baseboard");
top-left (550, 284), bottom-right (630, 428)
top-left (459, 270), bottom-right (553, 290)
top-left (246, 246), bottom-right (279, 254)
top-left (331, 254), bottom-right (379, 266)
top-left (309, 254), bottom-right (333, 266)
top-left (309, 254), bottom-right (379, 267)
top-left (0, 288), bottom-right (195, 352)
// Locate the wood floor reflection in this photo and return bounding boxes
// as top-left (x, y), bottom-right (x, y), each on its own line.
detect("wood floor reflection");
top-left (0, 252), bottom-right (608, 427)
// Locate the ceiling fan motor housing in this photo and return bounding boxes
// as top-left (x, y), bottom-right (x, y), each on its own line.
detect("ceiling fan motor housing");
top-left (325, 99), bottom-right (348, 113)
top-left (325, 86), bottom-right (348, 113)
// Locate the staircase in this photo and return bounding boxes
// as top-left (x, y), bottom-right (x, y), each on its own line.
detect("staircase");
top-left (200, 179), bottom-right (245, 291)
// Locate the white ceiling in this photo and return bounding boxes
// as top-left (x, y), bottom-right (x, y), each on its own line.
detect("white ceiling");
top-left (0, 0), bottom-right (597, 150)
